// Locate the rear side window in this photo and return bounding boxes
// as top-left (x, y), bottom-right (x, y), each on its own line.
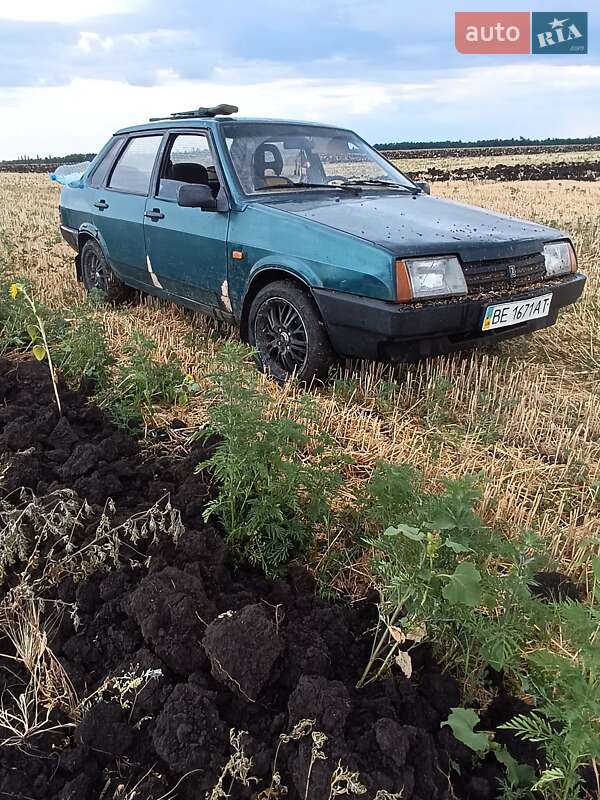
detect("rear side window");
top-left (108, 135), bottom-right (163, 195)
top-left (88, 137), bottom-right (124, 188)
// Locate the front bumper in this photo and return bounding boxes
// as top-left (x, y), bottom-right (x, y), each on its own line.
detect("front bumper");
top-left (313, 273), bottom-right (586, 362)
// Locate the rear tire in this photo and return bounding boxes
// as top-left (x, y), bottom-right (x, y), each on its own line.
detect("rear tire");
top-left (248, 280), bottom-right (335, 383)
top-left (80, 239), bottom-right (133, 304)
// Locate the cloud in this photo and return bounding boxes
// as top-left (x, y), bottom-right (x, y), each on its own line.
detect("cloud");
top-left (1, 63), bottom-right (599, 159)
top-left (0, 0), bottom-right (598, 157)
top-left (3, 0), bottom-right (597, 90)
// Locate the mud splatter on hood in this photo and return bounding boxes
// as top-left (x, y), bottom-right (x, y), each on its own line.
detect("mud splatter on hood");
top-left (264, 192), bottom-right (568, 261)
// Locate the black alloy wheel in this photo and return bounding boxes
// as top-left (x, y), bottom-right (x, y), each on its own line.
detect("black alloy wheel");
top-left (80, 239), bottom-right (133, 304)
top-left (248, 280), bottom-right (335, 383)
top-left (254, 296), bottom-right (309, 379)
top-left (82, 244), bottom-right (106, 291)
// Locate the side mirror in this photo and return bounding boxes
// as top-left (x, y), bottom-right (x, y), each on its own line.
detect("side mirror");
top-left (415, 180), bottom-right (431, 195)
top-left (177, 183), bottom-right (218, 211)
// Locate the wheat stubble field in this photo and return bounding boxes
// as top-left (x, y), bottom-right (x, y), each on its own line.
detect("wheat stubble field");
top-left (1, 172), bottom-right (598, 581)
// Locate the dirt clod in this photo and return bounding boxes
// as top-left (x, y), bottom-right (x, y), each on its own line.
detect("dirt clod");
top-left (153, 683), bottom-right (227, 775)
top-left (130, 566), bottom-right (216, 675)
top-left (77, 701), bottom-right (134, 756)
top-left (288, 674), bottom-right (351, 733)
top-left (531, 570), bottom-right (582, 603)
top-left (203, 603), bottom-right (283, 701)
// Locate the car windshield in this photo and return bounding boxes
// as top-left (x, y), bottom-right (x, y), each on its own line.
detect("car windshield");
top-left (219, 122), bottom-right (416, 195)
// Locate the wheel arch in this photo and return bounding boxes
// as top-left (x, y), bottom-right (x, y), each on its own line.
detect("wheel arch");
top-left (76, 226), bottom-right (105, 281)
top-left (239, 267), bottom-right (317, 342)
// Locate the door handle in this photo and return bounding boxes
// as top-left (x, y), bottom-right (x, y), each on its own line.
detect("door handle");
top-left (144, 208), bottom-right (165, 221)
top-left (94, 200), bottom-right (109, 210)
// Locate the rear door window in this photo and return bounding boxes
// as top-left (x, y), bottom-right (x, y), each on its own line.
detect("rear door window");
top-left (88, 137), bottom-right (124, 188)
top-left (108, 135), bottom-right (163, 195)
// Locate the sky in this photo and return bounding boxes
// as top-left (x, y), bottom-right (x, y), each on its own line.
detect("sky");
top-left (0, 0), bottom-right (598, 159)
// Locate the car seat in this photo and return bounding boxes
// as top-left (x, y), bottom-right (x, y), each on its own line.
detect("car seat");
top-left (172, 162), bottom-right (209, 185)
top-left (253, 144), bottom-right (293, 189)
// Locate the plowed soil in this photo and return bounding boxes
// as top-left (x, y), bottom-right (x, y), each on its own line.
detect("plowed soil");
top-left (0, 358), bottom-right (533, 800)
top-left (407, 161), bottom-right (600, 183)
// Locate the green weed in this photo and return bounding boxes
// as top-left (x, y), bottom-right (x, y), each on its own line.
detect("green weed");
top-left (501, 560), bottom-right (600, 800)
top-left (98, 332), bottom-right (197, 433)
top-left (0, 277), bottom-right (40, 355)
top-left (54, 310), bottom-right (113, 391)
top-left (1, 279), bottom-right (111, 394)
top-left (442, 707), bottom-right (535, 792)
top-left (7, 282), bottom-right (62, 414)
top-left (357, 467), bottom-right (552, 693)
top-left (198, 343), bottom-right (343, 576)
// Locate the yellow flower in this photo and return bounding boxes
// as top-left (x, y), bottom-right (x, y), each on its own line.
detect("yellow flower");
top-left (185, 372), bottom-right (195, 382)
top-left (9, 283), bottom-right (19, 300)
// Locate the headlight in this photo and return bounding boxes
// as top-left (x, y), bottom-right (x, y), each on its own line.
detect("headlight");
top-left (543, 241), bottom-right (577, 277)
top-left (396, 256), bottom-right (467, 301)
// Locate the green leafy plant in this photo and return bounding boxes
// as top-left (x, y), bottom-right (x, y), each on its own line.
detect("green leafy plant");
top-left (54, 310), bottom-right (113, 391)
top-left (442, 707), bottom-right (535, 792)
top-left (198, 343), bottom-right (343, 575)
top-left (0, 277), bottom-right (34, 355)
top-left (359, 462), bottom-right (419, 529)
top-left (357, 466), bottom-right (551, 692)
top-left (8, 282), bottom-right (62, 415)
top-left (1, 279), bottom-right (110, 393)
top-left (97, 332), bottom-right (197, 432)
top-left (501, 558), bottom-right (600, 800)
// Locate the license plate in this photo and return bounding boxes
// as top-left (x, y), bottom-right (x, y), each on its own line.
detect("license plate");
top-left (482, 294), bottom-right (552, 331)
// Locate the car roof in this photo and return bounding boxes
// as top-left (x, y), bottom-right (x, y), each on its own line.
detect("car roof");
top-left (114, 117), bottom-right (353, 135)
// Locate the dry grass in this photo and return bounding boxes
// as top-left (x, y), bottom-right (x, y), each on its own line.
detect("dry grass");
top-left (0, 584), bottom-right (79, 745)
top-left (0, 487), bottom-right (187, 747)
top-left (1, 172), bottom-right (599, 583)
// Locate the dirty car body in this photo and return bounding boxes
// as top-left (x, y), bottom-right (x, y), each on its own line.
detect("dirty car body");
top-left (59, 112), bottom-right (586, 380)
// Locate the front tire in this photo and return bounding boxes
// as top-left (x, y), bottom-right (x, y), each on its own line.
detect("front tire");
top-left (80, 239), bottom-right (133, 304)
top-left (248, 280), bottom-right (335, 382)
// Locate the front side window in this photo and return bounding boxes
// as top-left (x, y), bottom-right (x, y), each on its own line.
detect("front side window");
top-left (108, 135), bottom-right (163, 195)
top-left (219, 122), bottom-right (415, 195)
top-left (157, 133), bottom-right (219, 200)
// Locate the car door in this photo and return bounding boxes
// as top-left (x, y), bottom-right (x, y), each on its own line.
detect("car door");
top-left (142, 131), bottom-right (229, 309)
top-left (92, 133), bottom-right (164, 288)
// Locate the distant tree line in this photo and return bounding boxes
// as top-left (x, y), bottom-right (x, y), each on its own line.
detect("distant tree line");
top-left (375, 136), bottom-right (600, 150)
top-left (3, 134), bottom-right (600, 163)
top-left (0, 153), bottom-right (97, 165)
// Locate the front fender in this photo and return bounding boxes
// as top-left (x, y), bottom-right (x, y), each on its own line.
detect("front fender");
top-left (228, 203), bottom-right (396, 307)
top-left (246, 255), bottom-right (323, 292)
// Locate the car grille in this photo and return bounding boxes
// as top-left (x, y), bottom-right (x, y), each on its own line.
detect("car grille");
top-left (462, 252), bottom-right (546, 294)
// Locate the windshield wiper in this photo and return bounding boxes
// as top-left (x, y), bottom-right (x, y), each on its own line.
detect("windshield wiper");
top-left (341, 179), bottom-right (421, 194)
top-left (260, 182), bottom-right (362, 194)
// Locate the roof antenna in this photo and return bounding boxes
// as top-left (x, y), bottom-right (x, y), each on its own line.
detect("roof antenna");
top-left (149, 104), bottom-right (238, 121)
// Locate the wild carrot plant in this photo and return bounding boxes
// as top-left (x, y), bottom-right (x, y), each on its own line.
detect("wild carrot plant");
top-left (198, 343), bottom-right (343, 575)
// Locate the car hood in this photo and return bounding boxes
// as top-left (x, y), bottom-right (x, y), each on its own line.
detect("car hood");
top-left (263, 192), bottom-right (567, 261)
